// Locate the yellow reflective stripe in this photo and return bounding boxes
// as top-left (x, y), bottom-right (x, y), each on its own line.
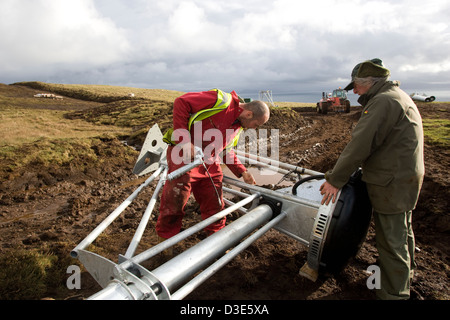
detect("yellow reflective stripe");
top-left (162, 128), bottom-right (174, 144)
top-left (225, 127), bottom-right (243, 151)
top-left (214, 88), bottom-right (231, 108)
top-left (187, 89), bottom-right (232, 130)
top-left (164, 89), bottom-right (234, 145)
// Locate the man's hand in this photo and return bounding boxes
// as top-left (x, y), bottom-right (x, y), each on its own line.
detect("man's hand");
top-left (242, 171), bottom-right (256, 185)
top-left (320, 181), bottom-right (339, 205)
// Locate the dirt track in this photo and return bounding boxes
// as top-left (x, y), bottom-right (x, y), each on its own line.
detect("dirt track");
top-left (0, 87), bottom-right (448, 300)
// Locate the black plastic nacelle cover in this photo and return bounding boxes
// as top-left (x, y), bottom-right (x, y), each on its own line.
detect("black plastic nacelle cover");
top-left (319, 170), bottom-right (373, 274)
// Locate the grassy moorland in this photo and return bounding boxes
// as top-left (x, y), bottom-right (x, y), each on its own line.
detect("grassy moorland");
top-left (1, 82), bottom-right (449, 174)
top-left (0, 82), bottom-right (184, 169)
top-left (0, 82), bottom-right (320, 176)
top-left (13, 81), bottom-right (184, 103)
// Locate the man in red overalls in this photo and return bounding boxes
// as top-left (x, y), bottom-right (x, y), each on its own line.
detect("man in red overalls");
top-left (156, 89), bottom-right (270, 241)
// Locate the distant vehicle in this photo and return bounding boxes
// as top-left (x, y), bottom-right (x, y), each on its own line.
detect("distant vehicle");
top-left (410, 93), bottom-right (436, 102)
top-left (316, 88), bottom-right (350, 114)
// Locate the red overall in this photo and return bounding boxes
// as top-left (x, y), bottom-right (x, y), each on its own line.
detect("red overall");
top-left (156, 90), bottom-right (247, 238)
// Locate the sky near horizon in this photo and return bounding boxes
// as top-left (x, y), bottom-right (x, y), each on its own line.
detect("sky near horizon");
top-left (1, 0), bottom-right (449, 96)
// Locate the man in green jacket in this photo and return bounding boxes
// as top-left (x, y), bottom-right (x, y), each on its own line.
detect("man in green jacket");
top-left (320, 58), bottom-right (425, 299)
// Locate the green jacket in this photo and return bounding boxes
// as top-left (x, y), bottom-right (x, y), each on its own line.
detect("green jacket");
top-left (325, 80), bottom-right (425, 214)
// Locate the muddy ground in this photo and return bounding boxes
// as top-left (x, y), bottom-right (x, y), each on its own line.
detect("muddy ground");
top-left (0, 86), bottom-right (448, 301)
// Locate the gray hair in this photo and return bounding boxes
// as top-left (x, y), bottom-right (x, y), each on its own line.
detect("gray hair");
top-left (354, 76), bottom-right (389, 88)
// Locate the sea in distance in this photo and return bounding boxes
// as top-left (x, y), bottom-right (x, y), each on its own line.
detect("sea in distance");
top-left (241, 90), bottom-right (450, 106)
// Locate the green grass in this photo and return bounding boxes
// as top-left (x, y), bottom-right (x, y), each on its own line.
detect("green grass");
top-left (0, 136), bottom-right (136, 177)
top-left (66, 100), bottom-right (173, 129)
top-left (0, 105), bottom-right (130, 147)
top-left (0, 83), bottom-right (149, 177)
top-left (0, 244), bottom-right (82, 300)
top-left (0, 249), bottom-right (58, 299)
top-left (422, 118), bottom-right (450, 147)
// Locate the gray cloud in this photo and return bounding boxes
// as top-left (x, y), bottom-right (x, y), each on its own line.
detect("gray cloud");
top-left (1, 0), bottom-right (449, 98)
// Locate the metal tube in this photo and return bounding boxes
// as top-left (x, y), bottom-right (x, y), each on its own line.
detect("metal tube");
top-left (124, 167), bottom-right (168, 259)
top-left (223, 199), bottom-right (247, 214)
top-left (223, 175), bottom-right (320, 210)
top-left (222, 186), bottom-right (253, 199)
top-left (235, 150), bottom-right (323, 176)
top-left (237, 155), bottom-right (294, 177)
top-left (88, 282), bottom-right (137, 300)
top-left (171, 210), bottom-right (288, 300)
top-left (151, 204), bottom-right (274, 292)
top-left (120, 193), bottom-right (260, 269)
top-left (167, 157), bottom-right (203, 180)
top-left (71, 166), bottom-right (164, 257)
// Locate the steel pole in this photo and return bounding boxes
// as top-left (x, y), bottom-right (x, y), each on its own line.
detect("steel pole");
top-left (88, 203), bottom-right (275, 300)
top-left (237, 155), bottom-right (293, 177)
top-left (151, 204), bottom-right (275, 293)
top-left (71, 166), bottom-right (164, 257)
top-left (88, 282), bottom-right (139, 300)
top-left (120, 193), bottom-right (260, 270)
top-left (235, 150), bottom-right (323, 176)
top-left (124, 167), bottom-right (168, 259)
top-left (223, 175), bottom-right (320, 210)
top-left (171, 210), bottom-right (288, 300)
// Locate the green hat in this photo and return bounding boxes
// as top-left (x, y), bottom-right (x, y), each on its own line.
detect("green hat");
top-left (344, 58), bottom-right (390, 91)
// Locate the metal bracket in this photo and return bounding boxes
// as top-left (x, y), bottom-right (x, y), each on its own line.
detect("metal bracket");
top-left (258, 195), bottom-right (283, 217)
top-left (132, 124), bottom-right (167, 176)
top-left (76, 249), bottom-right (118, 288)
top-left (78, 249), bottom-right (171, 300)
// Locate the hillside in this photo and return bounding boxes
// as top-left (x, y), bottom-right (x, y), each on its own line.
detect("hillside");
top-left (0, 82), bottom-right (448, 300)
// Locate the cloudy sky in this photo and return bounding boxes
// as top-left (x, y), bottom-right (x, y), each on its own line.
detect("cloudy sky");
top-left (1, 0), bottom-right (449, 99)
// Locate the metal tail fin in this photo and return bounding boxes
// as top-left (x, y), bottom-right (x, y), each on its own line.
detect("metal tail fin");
top-left (132, 124), bottom-right (167, 176)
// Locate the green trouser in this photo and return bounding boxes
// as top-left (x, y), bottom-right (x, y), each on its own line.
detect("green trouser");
top-left (373, 211), bottom-right (416, 300)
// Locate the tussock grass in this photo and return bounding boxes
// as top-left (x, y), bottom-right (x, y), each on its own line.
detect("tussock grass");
top-left (65, 99), bottom-right (173, 129)
top-left (0, 243), bottom-right (82, 300)
top-left (0, 83), bottom-right (138, 177)
top-left (0, 249), bottom-right (57, 299)
top-left (0, 136), bottom-right (138, 179)
top-left (0, 106), bottom-right (130, 147)
top-left (422, 118), bottom-right (450, 147)
top-left (275, 101), bottom-right (316, 108)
